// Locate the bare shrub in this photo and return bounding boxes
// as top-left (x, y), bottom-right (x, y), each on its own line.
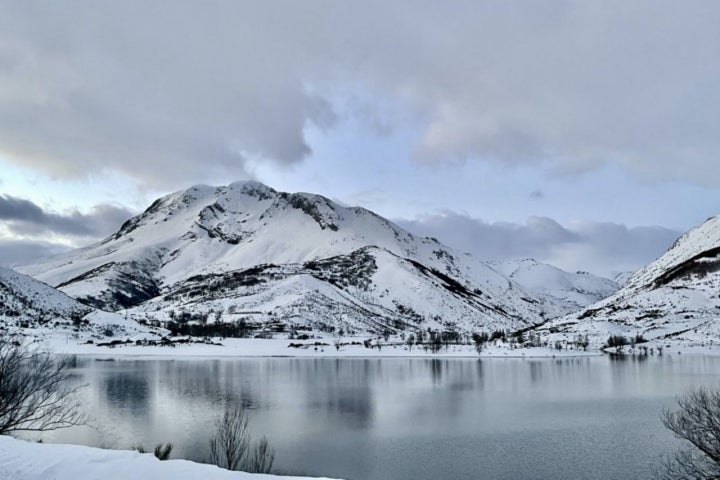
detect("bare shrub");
top-left (0, 337), bottom-right (85, 434)
top-left (134, 442), bottom-right (174, 460)
top-left (153, 442), bottom-right (173, 460)
top-left (209, 404), bottom-right (251, 470)
top-left (208, 404), bottom-right (275, 473)
top-left (247, 436), bottom-right (275, 474)
top-left (155, 442), bottom-right (173, 460)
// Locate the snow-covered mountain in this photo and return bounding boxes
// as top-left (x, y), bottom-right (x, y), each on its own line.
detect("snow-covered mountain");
top-left (540, 214), bottom-right (720, 346)
top-left (0, 266), bottom-right (151, 340)
top-left (0, 266), bottom-right (90, 323)
top-left (491, 259), bottom-right (619, 313)
top-left (20, 181), bottom-right (562, 335)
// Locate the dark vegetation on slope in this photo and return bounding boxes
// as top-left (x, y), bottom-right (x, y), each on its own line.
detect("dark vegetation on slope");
top-left (305, 248), bottom-right (377, 290)
top-left (165, 248), bottom-right (378, 303)
top-left (651, 246), bottom-right (720, 288)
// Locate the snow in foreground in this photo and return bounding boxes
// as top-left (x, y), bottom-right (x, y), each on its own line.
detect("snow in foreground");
top-left (0, 436), bottom-right (339, 480)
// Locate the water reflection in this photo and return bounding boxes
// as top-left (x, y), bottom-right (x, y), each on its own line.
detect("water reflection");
top-left (39, 356), bottom-right (720, 480)
top-left (529, 360), bottom-right (544, 385)
top-left (429, 358), bottom-right (443, 384)
top-left (302, 360), bottom-right (375, 429)
top-left (101, 371), bottom-right (150, 416)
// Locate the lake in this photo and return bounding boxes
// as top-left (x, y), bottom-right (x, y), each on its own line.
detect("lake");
top-left (35, 355), bottom-right (720, 480)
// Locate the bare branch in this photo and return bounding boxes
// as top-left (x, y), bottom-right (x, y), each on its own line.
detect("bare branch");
top-left (0, 337), bottom-right (86, 435)
top-left (661, 387), bottom-right (720, 479)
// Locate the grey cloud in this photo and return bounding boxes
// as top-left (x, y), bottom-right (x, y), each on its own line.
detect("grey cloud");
top-left (0, 195), bottom-right (134, 239)
top-left (397, 212), bottom-right (681, 278)
top-left (0, 1), bottom-right (337, 186)
top-left (0, 239), bottom-right (71, 268)
top-left (1, 1), bottom-right (720, 186)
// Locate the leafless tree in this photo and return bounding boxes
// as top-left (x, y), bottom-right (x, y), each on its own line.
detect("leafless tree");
top-left (660, 387), bottom-right (720, 479)
top-left (208, 404), bottom-right (275, 473)
top-left (0, 337), bottom-right (85, 435)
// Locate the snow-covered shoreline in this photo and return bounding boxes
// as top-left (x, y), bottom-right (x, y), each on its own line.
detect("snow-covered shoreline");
top-left (36, 334), bottom-right (720, 359)
top-left (36, 334), bottom-right (601, 358)
top-left (0, 436), bottom-right (339, 480)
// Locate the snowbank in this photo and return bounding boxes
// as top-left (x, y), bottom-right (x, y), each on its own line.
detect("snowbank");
top-left (0, 436), bottom-right (339, 480)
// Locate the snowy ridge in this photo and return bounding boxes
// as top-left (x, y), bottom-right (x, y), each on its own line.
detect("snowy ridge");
top-left (491, 259), bottom-right (619, 313)
top-left (539, 214), bottom-right (720, 347)
top-left (20, 181), bottom-right (561, 335)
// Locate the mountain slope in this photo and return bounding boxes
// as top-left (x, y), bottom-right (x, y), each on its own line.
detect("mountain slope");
top-left (0, 266), bottom-right (151, 340)
top-left (0, 266), bottom-right (90, 323)
top-left (20, 181), bottom-right (557, 335)
top-left (540, 215), bottom-right (720, 346)
top-left (491, 259), bottom-right (619, 314)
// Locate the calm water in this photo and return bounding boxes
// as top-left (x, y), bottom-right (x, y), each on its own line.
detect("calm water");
top-left (34, 355), bottom-right (720, 480)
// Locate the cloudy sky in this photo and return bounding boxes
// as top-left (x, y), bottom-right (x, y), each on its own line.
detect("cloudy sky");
top-left (1, 0), bottom-right (719, 277)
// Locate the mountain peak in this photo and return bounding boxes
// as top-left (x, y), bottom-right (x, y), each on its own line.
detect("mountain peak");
top-left (491, 258), bottom-right (619, 312)
top-left (18, 181), bottom-right (559, 332)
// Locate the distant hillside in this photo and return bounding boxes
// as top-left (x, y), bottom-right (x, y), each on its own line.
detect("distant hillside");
top-left (539, 214), bottom-right (720, 347)
top-left (491, 259), bottom-right (619, 313)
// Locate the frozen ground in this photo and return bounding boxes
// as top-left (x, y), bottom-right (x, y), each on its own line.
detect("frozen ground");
top-left (0, 436), bottom-right (339, 480)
